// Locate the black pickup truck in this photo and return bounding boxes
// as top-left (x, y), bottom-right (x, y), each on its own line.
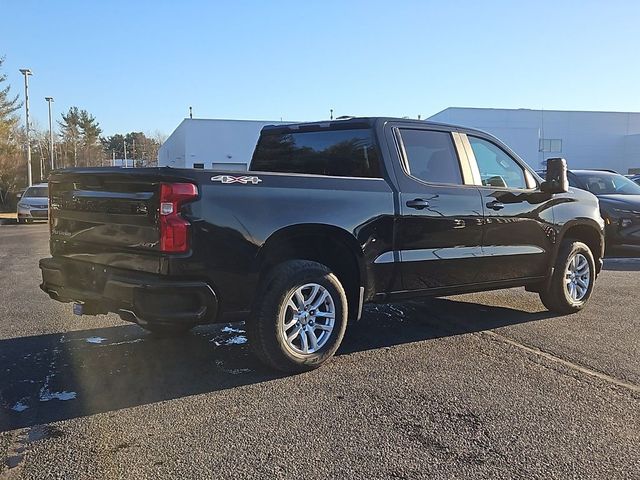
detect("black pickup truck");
top-left (40, 117), bottom-right (605, 372)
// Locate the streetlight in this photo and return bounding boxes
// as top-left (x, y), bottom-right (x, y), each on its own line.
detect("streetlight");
top-left (19, 68), bottom-right (33, 186)
top-left (45, 97), bottom-right (55, 171)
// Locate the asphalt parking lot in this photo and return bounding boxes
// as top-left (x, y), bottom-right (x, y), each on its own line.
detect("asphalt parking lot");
top-left (0, 224), bottom-right (638, 479)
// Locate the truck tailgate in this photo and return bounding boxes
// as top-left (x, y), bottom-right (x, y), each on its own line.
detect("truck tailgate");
top-left (49, 170), bottom-right (169, 274)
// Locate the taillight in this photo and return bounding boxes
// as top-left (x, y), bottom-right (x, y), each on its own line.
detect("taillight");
top-left (159, 183), bottom-right (198, 253)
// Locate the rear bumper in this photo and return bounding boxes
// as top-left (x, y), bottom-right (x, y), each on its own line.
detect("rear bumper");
top-left (39, 257), bottom-right (218, 327)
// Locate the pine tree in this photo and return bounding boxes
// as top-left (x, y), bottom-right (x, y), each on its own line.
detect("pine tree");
top-left (78, 109), bottom-right (102, 166)
top-left (0, 56), bottom-right (21, 157)
top-left (58, 106), bottom-right (81, 167)
top-left (0, 55), bottom-right (25, 206)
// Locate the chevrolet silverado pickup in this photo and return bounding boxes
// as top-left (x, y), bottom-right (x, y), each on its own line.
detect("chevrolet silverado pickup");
top-left (40, 117), bottom-right (605, 372)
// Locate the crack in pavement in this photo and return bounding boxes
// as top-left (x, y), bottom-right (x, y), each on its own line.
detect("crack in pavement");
top-left (412, 300), bottom-right (640, 394)
top-left (480, 330), bottom-right (640, 394)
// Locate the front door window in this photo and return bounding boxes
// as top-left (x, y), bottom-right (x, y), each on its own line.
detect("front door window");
top-left (468, 136), bottom-right (527, 189)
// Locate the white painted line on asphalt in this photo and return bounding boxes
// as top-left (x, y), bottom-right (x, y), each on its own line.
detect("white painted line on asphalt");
top-left (482, 330), bottom-right (640, 393)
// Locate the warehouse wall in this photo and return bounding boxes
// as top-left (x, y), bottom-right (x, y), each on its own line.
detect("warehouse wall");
top-left (429, 108), bottom-right (640, 174)
top-left (158, 122), bottom-right (187, 168)
top-left (158, 119), bottom-right (285, 170)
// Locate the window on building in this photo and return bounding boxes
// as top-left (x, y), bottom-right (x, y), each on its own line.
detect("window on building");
top-left (193, 163), bottom-right (204, 169)
top-left (250, 128), bottom-right (381, 178)
top-left (539, 138), bottom-right (562, 153)
top-left (398, 129), bottom-right (463, 185)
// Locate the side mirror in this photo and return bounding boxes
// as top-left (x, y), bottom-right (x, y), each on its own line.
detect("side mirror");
top-left (541, 157), bottom-right (568, 194)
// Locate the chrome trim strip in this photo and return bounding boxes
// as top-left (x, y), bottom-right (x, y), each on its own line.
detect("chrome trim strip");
top-left (481, 245), bottom-right (546, 256)
top-left (374, 245), bottom-right (545, 264)
top-left (373, 251), bottom-right (395, 264)
top-left (452, 132), bottom-right (475, 186)
top-left (401, 246), bottom-right (483, 262)
top-left (459, 133), bottom-right (482, 186)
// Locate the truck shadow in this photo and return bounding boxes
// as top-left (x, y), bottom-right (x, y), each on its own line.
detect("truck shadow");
top-left (0, 297), bottom-right (553, 432)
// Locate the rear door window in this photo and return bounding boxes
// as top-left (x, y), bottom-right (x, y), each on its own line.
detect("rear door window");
top-left (397, 129), bottom-right (463, 185)
top-left (250, 128), bottom-right (380, 178)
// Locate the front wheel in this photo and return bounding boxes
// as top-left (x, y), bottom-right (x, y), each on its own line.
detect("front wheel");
top-left (247, 260), bottom-right (348, 373)
top-left (539, 240), bottom-right (596, 314)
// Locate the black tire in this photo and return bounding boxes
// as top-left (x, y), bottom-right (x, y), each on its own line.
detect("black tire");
top-left (539, 240), bottom-right (596, 314)
top-left (247, 260), bottom-right (348, 373)
top-left (142, 323), bottom-right (193, 338)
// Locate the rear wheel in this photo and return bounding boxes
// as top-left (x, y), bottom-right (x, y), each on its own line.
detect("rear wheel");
top-left (247, 260), bottom-right (348, 372)
top-left (539, 240), bottom-right (595, 314)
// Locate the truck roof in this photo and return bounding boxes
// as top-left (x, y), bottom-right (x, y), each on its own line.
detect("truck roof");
top-left (260, 116), bottom-right (466, 134)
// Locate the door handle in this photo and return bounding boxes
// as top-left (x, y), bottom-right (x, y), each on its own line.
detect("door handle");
top-left (486, 200), bottom-right (505, 211)
top-left (406, 198), bottom-right (429, 210)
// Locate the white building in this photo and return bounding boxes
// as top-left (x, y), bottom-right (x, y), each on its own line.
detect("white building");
top-left (429, 107), bottom-right (640, 174)
top-left (158, 118), bottom-right (286, 171)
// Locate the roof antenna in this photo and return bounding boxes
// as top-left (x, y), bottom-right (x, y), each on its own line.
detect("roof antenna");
top-left (330, 109), bottom-right (333, 120)
top-left (189, 106), bottom-right (193, 119)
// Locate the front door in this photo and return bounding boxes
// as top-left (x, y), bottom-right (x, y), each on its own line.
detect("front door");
top-left (463, 134), bottom-right (555, 281)
top-left (388, 126), bottom-right (485, 291)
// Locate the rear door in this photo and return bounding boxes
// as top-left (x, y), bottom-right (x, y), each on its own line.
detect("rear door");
top-left (461, 133), bottom-right (555, 281)
top-left (385, 124), bottom-right (485, 291)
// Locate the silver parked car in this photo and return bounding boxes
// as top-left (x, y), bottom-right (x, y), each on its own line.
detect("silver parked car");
top-left (17, 183), bottom-right (49, 223)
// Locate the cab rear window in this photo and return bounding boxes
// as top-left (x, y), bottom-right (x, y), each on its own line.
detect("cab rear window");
top-left (250, 128), bottom-right (381, 178)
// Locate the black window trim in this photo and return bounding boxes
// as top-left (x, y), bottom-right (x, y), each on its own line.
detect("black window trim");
top-left (463, 133), bottom-right (539, 191)
top-left (393, 126), bottom-right (477, 188)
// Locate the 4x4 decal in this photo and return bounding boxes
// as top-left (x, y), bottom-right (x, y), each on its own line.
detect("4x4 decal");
top-left (211, 175), bottom-right (262, 185)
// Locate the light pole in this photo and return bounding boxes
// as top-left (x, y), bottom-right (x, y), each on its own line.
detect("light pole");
top-left (19, 68), bottom-right (33, 186)
top-left (45, 97), bottom-right (55, 171)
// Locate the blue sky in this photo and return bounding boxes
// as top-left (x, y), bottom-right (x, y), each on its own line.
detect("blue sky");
top-left (2, 0), bottom-right (639, 136)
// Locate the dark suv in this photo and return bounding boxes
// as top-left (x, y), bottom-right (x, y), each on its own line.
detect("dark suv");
top-left (568, 170), bottom-right (640, 250)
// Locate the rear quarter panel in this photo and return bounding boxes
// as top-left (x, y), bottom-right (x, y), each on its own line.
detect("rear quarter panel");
top-left (185, 172), bottom-right (395, 312)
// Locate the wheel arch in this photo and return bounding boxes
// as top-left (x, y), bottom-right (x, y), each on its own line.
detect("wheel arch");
top-left (257, 224), bottom-right (367, 321)
top-left (557, 219), bottom-right (605, 274)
